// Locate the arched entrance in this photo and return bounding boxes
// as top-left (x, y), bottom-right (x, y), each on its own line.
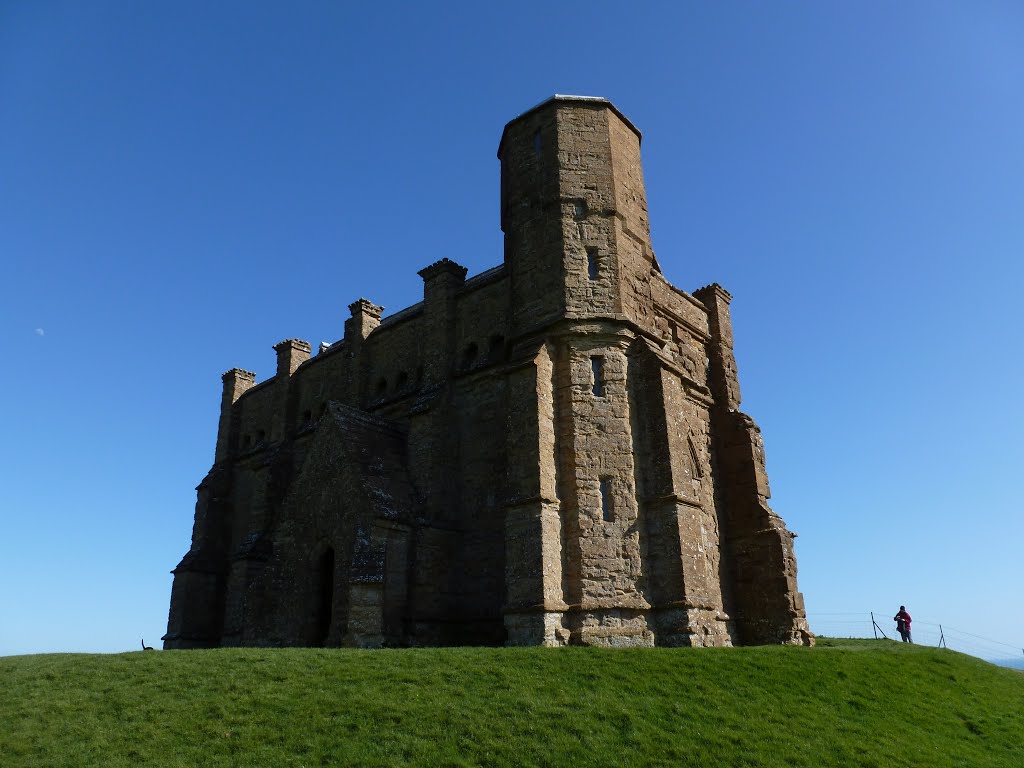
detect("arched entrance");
top-left (314, 546), bottom-right (335, 646)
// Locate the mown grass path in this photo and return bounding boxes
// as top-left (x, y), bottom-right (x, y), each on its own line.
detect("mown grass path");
top-left (1, 639), bottom-right (1021, 767)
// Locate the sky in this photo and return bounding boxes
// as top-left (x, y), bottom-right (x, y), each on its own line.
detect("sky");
top-left (1, 1), bottom-right (1022, 664)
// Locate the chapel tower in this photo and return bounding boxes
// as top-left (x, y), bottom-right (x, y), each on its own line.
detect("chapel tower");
top-left (498, 95), bottom-right (656, 333)
top-left (497, 96), bottom-right (810, 646)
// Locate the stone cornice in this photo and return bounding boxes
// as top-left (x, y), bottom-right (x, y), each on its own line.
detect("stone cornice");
top-left (693, 282), bottom-right (733, 304)
top-left (498, 94), bottom-right (641, 157)
top-left (221, 368), bottom-right (256, 382)
top-left (348, 298), bottom-right (384, 317)
top-left (418, 257), bottom-right (468, 282)
top-left (273, 338), bottom-right (312, 353)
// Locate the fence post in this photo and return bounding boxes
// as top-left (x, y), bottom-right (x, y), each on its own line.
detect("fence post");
top-left (938, 625), bottom-right (946, 649)
top-left (870, 612), bottom-right (889, 640)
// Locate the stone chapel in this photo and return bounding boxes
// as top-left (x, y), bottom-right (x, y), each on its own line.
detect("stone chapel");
top-left (164, 96), bottom-right (813, 649)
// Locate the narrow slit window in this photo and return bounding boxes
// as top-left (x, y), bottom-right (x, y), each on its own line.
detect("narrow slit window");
top-left (462, 342), bottom-right (478, 369)
top-left (587, 249), bottom-right (599, 281)
top-left (533, 129), bottom-right (542, 156)
top-left (488, 335), bottom-right (505, 363)
top-left (687, 436), bottom-right (704, 479)
top-left (574, 199), bottom-right (587, 219)
top-left (591, 356), bottom-right (605, 397)
top-left (600, 478), bottom-right (613, 522)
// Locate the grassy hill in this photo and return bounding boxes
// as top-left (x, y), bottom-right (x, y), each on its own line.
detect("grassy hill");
top-left (1, 638), bottom-right (1021, 767)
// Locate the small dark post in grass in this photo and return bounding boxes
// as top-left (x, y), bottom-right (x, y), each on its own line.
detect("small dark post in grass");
top-left (938, 625), bottom-right (946, 649)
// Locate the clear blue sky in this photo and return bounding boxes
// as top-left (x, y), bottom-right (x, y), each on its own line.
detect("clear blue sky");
top-left (2, 2), bottom-right (1022, 662)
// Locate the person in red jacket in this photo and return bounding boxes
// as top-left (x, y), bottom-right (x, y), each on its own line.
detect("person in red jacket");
top-left (893, 606), bottom-right (913, 643)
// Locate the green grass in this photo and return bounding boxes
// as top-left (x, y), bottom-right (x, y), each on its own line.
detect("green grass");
top-left (1, 638), bottom-right (1021, 767)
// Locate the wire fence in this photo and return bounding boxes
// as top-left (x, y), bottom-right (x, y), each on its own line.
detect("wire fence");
top-left (806, 611), bottom-right (1024, 667)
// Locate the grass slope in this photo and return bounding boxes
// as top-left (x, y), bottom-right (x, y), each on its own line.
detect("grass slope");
top-left (1, 638), bottom-right (1021, 767)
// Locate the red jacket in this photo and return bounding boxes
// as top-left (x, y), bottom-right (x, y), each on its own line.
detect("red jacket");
top-left (894, 610), bottom-right (912, 627)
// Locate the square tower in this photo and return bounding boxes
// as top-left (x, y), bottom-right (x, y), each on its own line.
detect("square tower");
top-left (498, 95), bottom-right (658, 334)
